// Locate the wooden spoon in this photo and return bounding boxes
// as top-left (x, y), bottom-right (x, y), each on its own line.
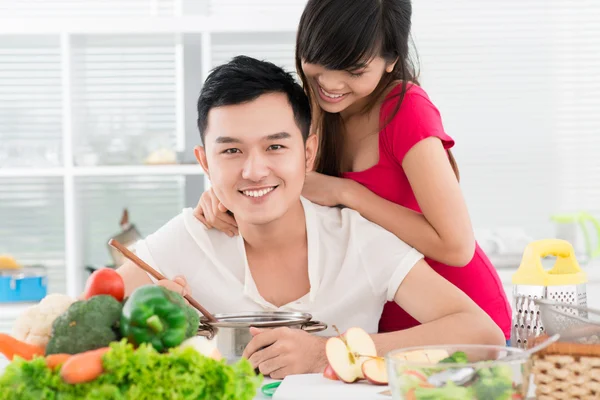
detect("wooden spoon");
top-left (108, 238), bottom-right (217, 322)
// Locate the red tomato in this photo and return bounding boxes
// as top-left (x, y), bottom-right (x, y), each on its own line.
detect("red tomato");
top-left (323, 364), bottom-right (339, 381)
top-left (84, 268), bottom-right (125, 302)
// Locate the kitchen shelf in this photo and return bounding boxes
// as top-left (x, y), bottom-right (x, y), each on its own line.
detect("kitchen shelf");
top-left (0, 303), bottom-right (37, 335)
top-left (0, 168), bottom-right (66, 178)
top-left (0, 1), bottom-right (298, 336)
top-left (0, 303), bottom-right (36, 321)
top-left (73, 164), bottom-right (204, 176)
top-left (0, 165), bottom-right (205, 178)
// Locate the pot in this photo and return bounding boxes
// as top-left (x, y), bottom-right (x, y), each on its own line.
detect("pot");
top-left (0, 265), bottom-right (47, 303)
top-left (197, 311), bottom-right (327, 362)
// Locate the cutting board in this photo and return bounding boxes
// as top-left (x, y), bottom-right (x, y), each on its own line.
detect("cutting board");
top-left (272, 374), bottom-right (390, 400)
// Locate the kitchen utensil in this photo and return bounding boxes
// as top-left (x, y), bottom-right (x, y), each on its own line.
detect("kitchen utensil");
top-left (534, 298), bottom-right (600, 344)
top-left (511, 239), bottom-right (587, 348)
top-left (386, 344), bottom-right (531, 400)
top-left (107, 209), bottom-right (142, 266)
top-left (551, 212), bottom-right (600, 264)
top-left (197, 311), bottom-right (327, 363)
top-left (108, 238), bottom-right (217, 322)
top-left (261, 381), bottom-right (282, 397)
top-left (426, 334), bottom-right (559, 387)
top-left (0, 265), bottom-right (47, 303)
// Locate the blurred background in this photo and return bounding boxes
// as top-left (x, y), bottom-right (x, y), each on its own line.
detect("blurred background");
top-left (0, 0), bottom-right (599, 331)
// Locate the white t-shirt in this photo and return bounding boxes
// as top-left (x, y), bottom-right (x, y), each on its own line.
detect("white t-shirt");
top-left (134, 197), bottom-right (423, 336)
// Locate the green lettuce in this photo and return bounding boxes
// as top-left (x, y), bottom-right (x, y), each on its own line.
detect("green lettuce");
top-left (0, 340), bottom-right (262, 400)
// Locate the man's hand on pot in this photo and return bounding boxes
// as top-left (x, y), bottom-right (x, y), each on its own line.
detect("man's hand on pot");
top-left (242, 327), bottom-right (328, 379)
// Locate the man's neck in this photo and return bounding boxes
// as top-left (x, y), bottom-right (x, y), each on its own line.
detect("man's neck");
top-left (238, 199), bottom-right (307, 253)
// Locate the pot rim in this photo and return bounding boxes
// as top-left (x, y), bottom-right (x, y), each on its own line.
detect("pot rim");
top-left (199, 311), bottom-right (315, 328)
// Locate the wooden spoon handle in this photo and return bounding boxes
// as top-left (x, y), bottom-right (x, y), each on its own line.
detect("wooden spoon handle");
top-left (108, 239), bottom-right (217, 322)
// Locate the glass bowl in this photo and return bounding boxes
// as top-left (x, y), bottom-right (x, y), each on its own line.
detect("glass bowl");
top-left (385, 344), bottom-right (532, 400)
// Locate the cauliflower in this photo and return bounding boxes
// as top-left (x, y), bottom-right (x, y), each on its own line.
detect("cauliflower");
top-left (12, 293), bottom-right (76, 349)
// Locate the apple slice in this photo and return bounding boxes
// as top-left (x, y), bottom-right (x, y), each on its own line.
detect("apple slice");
top-left (362, 357), bottom-right (388, 385)
top-left (325, 326), bottom-right (378, 383)
top-left (323, 364), bottom-right (339, 381)
top-left (345, 327), bottom-right (377, 379)
top-left (326, 336), bottom-right (360, 383)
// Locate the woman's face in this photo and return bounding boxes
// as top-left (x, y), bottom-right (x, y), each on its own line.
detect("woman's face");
top-left (301, 56), bottom-right (393, 114)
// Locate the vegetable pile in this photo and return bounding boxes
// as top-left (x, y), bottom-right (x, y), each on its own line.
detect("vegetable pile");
top-left (397, 351), bottom-right (524, 400)
top-left (0, 268), bottom-right (261, 400)
top-left (0, 340), bottom-right (260, 400)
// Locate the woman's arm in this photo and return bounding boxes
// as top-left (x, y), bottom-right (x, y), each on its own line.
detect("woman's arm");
top-left (342, 137), bottom-right (475, 266)
top-left (370, 259), bottom-right (505, 355)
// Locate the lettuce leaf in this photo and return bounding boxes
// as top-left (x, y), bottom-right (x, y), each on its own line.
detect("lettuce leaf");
top-left (0, 340), bottom-right (262, 400)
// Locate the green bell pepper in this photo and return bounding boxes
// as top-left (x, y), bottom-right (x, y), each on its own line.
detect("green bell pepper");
top-left (120, 285), bottom-right (190, 352)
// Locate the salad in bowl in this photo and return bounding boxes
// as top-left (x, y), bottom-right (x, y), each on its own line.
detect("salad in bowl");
top-left (386, 344), bottom-right (531, 400)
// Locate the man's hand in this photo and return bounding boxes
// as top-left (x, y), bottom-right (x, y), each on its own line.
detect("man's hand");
top-left (242, 327), bottom-right (328, 379)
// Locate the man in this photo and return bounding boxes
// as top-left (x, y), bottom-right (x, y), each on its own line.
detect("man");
top-left (117, 55), bottom-right (504, 379)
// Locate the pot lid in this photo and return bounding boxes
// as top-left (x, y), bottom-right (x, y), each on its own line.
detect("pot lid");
top-left (200, 311), bottom-right (313, 328)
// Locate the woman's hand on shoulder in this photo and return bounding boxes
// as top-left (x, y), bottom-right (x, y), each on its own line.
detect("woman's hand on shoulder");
top-left (193, 188), bottom-right (238, 237)
top-left (302, 171), bottom-right (357, 207)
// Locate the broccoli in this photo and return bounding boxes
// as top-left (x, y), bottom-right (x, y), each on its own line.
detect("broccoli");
top-left (472, 366), bottom-right (515, 400)
top-left (157, 286), bottom-right (200, 338)
top-left (439, 351), bottom-right (469, 364)
top-left (45, 295), bottom-right (123, 355)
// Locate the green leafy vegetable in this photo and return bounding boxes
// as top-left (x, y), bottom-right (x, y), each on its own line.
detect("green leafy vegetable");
top-left (398, 351), bottom-right (521, 400)
top-left (471, 366), bottom-right (514, 400)
top-left (0, 340), bottom-right (261, 400)
top-left (439, 351), bottom-right (468, 364)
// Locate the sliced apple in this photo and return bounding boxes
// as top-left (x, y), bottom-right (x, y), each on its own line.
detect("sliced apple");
top-left (362, 357), bottom-right (388, 385)
top-left (326, 336), bottom-right (360, 383)
top-left (323, 364), bottom-right (339, 381)
top-left (344, 327), bottom-right (377, 379)
top-left (325, 326), bottom-right (378, 383)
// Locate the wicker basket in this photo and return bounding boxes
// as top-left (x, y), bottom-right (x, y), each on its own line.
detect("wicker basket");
top-left (530, 335), bottom-right (600, 399)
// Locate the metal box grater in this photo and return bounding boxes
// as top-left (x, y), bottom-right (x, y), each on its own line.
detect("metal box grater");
top-left (511, 239), bottom-right (588, 349)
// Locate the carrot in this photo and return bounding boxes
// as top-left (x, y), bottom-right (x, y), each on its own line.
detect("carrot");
top-left (45, 353), bottom-right (71, 370)
top-left (60, 347), bottom-right (110, 384)
top-left (0, 333), bottom-right (45, 361)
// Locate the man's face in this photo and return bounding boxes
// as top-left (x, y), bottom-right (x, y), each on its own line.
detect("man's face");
top-left (196, 92), bottom-right (317, 226)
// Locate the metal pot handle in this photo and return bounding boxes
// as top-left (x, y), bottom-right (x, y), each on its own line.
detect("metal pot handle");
top-left (196, 323), bottom-right (216, 340)
top-left (301, 321), bottom-right (328, 333)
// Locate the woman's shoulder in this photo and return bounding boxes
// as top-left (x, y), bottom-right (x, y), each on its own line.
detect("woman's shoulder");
top-left (378, 81), bottom-right (454, 160)
top-left (381, 81), bottom-right (437, 118)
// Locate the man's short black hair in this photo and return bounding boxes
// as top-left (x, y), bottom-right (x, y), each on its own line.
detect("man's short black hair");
top-left (197, 55), bottom-right (311, 145)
